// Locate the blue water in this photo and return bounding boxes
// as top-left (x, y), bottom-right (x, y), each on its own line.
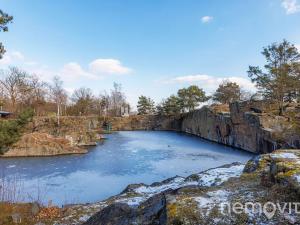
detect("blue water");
top-left (0, 131), bottom-right (254, 205)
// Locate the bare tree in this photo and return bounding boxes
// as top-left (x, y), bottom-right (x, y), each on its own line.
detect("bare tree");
top-left (97, 91), bottom-right (110, 116)
top-left (0, 67), bottom-right (32, 111)
top-left (71, 87), bottom-right (94, 115)
top-left (110, 82), bottom-right (126, 116)
top-left (50, 76), bottom-right (67, 125)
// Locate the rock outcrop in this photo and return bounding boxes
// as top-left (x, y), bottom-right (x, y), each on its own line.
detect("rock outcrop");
top-left (85, 193), bottom-right (168, 225)
top-left (53, 150), bottom-right (300, 225)
top-left (1, 116), bottom-right (102, 157)
top-left (30, 116), bottom-right (100, 146)
top-left (4, 100), bottom-right (299, 156)
top-left (2, 132), bottom-right (87, 157)
top-left (109, 101), bottom-right (300, 153)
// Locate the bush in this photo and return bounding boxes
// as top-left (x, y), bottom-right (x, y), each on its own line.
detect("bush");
top-left (0, 108), bottom-right (34, 154)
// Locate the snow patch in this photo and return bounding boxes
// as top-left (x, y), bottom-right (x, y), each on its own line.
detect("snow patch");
top-left (116, 196), bottom-right (146, 206)
top-left (122, 164), bottom-right (244, 207)
top-left (134, 177), bottom-right (196, 195)
top-left (78, 215), bottom-right (90, 222)
top-left (271, 153), bottom-right (298, 159)
top-left (197, 164), bottom-right (244, 186)
top-left (6, 165), bottom-right (16, 169)
top-left (194, 190), bottom-right (230, 213)
top-left (293, 175), bottom-right (300, 183)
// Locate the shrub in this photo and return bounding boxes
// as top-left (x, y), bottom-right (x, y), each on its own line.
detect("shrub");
top-left (0, 108), bottom-right (34, 154)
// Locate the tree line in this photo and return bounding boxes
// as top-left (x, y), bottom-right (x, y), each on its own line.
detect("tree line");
top-left (0, 9), bottom-right (130, 119)
top-left (137, 40), bottom-right (300, 116)
top-left (0, 67), bottom-right (130, 118)
top-left (137, 81), bottom-right (246, 115)
top-left (1, 9), bottom-right (300, 118)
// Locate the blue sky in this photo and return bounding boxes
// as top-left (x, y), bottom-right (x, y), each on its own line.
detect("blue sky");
top-left (0, 0), bottom-right (300, 108)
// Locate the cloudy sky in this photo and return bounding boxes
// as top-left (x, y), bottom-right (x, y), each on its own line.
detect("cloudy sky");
top-left (0, 0), bottom-right (300, 107)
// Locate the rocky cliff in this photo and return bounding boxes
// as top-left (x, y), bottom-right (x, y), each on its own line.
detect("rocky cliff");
top-left (2, 100), bottom-right (299, 157)
top-left (109, 101), bottom-right (300, 153)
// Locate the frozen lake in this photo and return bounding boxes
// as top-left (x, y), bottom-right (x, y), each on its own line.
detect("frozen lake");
top-left (0, 131), bottom-right (254, 206)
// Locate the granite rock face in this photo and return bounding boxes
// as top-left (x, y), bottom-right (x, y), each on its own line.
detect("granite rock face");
top-left (110, 101), bottom-right (300, 153)
top-left (4, 100), bottom-right (299, 156)
top-left (84, 193), bottom-right (168, 225)
top-left (180, 101), bottom-right (300, 153)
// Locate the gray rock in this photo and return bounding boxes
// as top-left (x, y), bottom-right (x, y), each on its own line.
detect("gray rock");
top-left (11, 213), bottom-right (22, 223)
top-left (84, 192), bottom-right (167, 225)
top-left (31, 202), bottom-right (40, 216)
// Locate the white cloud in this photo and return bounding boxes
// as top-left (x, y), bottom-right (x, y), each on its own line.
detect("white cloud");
top-left (61, 59), bottom-right (132, 81)
top-left (0, 50), bottom-right (132, 82)
top-left (89, 58), bottom-right (132, 75)
top-left (296, 44), bottom-right (300, 51)
top-left (24, 61), bottom-right (38, 66)
top-left (281, 0), bottom-right (300, 14)
top-left (61, 62), bottom-right (99, 80)
top-left (201, 16), bottom-right (213, 23)
top-left (166, 74), bottom-right (256, 92)
top-left (11, 51), bottom-right (24, 60)
top-left (0, 51), bottom-right (25, 65)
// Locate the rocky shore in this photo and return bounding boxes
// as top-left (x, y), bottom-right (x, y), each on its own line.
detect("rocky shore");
top-left (47, 149), bottom-right (300, 225)
top-left (1, 132), bottom-right (87, 157)
top-left (1, 116), bottom-right (102, 157)
top-left (4, 149), bottom-right (300, 224)
top-left (2, 100), bottom-right (299, 157)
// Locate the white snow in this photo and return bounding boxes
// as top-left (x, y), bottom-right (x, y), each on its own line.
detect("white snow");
top-left (134, 164), bottom-right (244, 197)
top-left (6, 164), bottom-right (16, 169)
top-left (293, 175), bottom-right (300, 183)
top-left (194, 190), bottom-right (230, 212)
top-left (119, 164), bottom-right (245, 207)
top-left (197, 164), bottom-right (244, 186)
top-left (78, 215), bottom-right (90, 222)
top-left (116, 196), bottom-right (146, 206)
top-left (271, 153), bottom-right (298, 159)
top-left (134, 177), bottom-right (196, 195)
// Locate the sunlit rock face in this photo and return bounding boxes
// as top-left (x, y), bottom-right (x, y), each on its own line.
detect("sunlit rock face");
top-left (2, 132), bottom-right (87, 157)
top-left (245, 149), bottom-right (300, 193)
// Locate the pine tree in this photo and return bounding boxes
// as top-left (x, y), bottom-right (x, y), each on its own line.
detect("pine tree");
top-left (248, 40), bottom-right (300, 114)
top-left (137, 96), bottom-right (155, 115)
top-left (213, 81), bottom-right (241, 104)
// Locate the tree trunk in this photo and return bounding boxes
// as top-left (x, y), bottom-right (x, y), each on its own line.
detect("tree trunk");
top-left (57, 103), bottom-right (60, 126)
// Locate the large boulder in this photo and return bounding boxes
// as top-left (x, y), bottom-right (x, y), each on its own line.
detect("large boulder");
top-left (84, 192), bottom-right (168, 225)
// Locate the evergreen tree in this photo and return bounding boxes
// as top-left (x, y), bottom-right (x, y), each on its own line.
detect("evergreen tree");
top-left (248, 40), bottom-right (300, 114)
top-left (162, 95), bottom-right (181, 115)
top-left (177, 85), bottom-right (209, 112)
top-left (213, 81), bottom-right (241, 104)
top-left (0, 108), bottom-right (34, 154)
top-left (0, 9), bottom-right (13, 59)
top-left (137, 95), bottom-right (155, 115)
